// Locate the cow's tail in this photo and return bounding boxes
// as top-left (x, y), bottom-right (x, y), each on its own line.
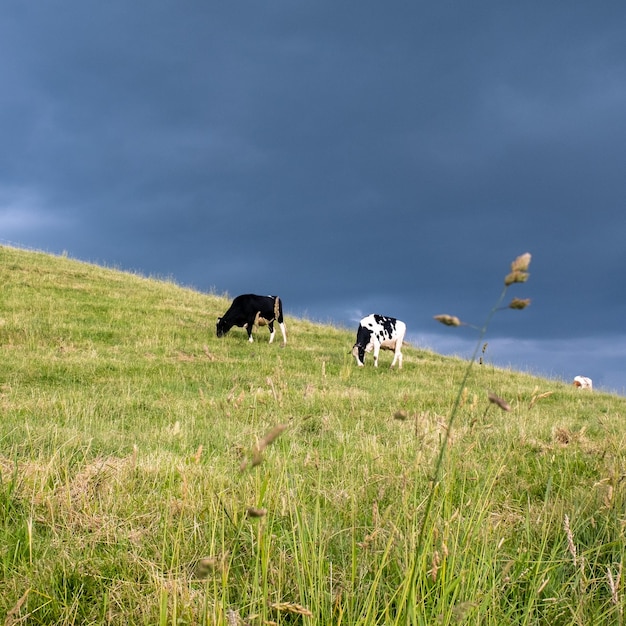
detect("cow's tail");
top-left (274, 296), bottom-right (283, 323)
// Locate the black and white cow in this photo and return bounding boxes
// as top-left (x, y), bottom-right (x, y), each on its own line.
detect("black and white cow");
top-left (352, 314), bottom-right (406, 368)
top-left (216, 294), bottom-right (287, 344)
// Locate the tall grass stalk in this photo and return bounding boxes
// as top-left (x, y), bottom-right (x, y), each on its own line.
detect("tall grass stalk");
top-left (404, 254), bottom-right (531, 622)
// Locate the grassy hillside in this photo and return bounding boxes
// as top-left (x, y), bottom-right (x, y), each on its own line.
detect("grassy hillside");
top-left (1, 245), bottom-right (624, 625)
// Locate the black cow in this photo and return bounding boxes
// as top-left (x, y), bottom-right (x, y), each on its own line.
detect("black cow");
top-left (352, 314), bottom-right (406, 368)
top-left (216, 294), bottom-right (287, 344)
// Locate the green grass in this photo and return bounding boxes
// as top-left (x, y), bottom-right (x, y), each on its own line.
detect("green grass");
top-left (0, 245), bottom-right (624, 625)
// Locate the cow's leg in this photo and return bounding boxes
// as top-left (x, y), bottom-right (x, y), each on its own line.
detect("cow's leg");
top-left (390, 344), bottom-right (403, 369)
top-left (246, 317), bottom-right (255, 342)
top-left (278, 322), bottom-right (287, 344)
top-left (390, 327), bottom-right (406, 369)
top-left (267, 320), bottom-right (275, 343)
top-left (373, 342), bottom-right (380, 367)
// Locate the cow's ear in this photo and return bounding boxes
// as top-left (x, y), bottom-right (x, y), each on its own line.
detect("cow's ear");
top-left (217, 317), bottom-right (222, 322)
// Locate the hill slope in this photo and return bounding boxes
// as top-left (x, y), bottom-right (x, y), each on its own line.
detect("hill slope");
top-left (1, 245), bottom-right (625, 625)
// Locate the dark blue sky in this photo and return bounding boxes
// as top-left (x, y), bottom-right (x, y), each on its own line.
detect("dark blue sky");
top-left (2, 2), bottom-right (625, 393)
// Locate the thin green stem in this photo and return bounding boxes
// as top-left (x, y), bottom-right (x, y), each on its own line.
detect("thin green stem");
top-left (404, 285), bottom-right (509, 623)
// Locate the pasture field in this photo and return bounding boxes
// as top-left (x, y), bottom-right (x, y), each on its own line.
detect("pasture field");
top-left (0, 245), bottom-right (625, 625)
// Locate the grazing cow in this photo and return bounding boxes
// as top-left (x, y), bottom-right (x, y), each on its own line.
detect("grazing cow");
top-left (216, 294), bottom-right (287, 344)
top-left (352, 314), bottom-right (406, 368)
top-left (573, 375), bottom-right (593, 390)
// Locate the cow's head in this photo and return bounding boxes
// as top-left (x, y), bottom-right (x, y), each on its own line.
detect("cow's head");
top-left (352, 344), bottom-right (364, 366)
top-left (573, 376), bottom-right (592, 390)
top-left (216, 317), bottom-right (229, 338)
top-left (352, 343), bottom-right (370, 366)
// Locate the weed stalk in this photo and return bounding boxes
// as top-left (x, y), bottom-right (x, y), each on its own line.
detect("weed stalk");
top-left (404, 253), bottom-right (531, 622)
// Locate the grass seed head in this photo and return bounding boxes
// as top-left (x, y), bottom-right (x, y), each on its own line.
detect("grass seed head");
top-left (607, 563), bottom-right (622, 605)
top-left (240, 423), bottom-right (288, 470)
top-left (488, 392), bottom-right (511, 412)
top-left (505, 252), bottom-right (532, 286)
top-left (511, 252), bottom-right (532, 273)
top-left (537, 577), bottom-right (550, 594)
top-left (504, 271), bottom-right (529, 286)
top-left (508, 297), bottom-right (531, 310)
top-left (433, 314), bottom-right (462, 327)
top-left (430, 550), bottom-right (441, 581)
top-left (269, 602), bottom-right (313, 617)
top-left (258, 423), bottom-right (288, 450)
top-left (564, 514), bottom-right (577, 565)
top-left (192, 556), bottom-right (220, 579)
top-left (529, 390), bottom-right (554, 409)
